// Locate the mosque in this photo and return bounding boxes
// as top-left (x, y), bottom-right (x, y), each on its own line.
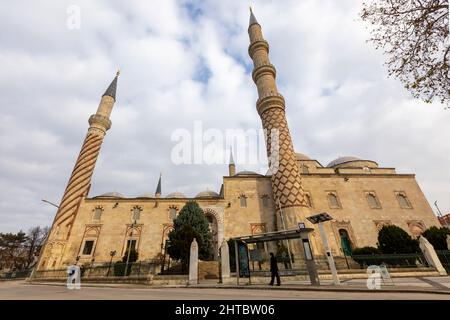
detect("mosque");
top-left (37, 9), bottom-right (440, 270)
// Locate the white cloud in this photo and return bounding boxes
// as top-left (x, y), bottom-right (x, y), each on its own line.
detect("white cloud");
top-left (0, 0), bottom-right (448, 232)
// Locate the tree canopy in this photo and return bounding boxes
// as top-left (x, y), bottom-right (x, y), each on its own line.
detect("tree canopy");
top-left (0, 226), bottom-right (48, 270)
top-left (361, 0), bottom-right (449, 104)
top-left (167, 201), bottom-right (213, 267)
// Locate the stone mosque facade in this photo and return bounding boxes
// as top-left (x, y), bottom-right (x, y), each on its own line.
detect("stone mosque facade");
top-left (38, 10), bottom-right (440, 270)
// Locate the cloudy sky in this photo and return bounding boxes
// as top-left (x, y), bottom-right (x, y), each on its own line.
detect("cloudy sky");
top-left (0, 0), bottom-right (449, 232)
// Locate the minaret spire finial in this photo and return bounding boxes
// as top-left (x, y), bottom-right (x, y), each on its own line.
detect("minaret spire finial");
top-left (249, 6), bottom-right (259, 27)
top-left (155, 173), bottom-right (162, 197)
top-left (103, 71), bottom-right (119, 101)
top-left (229, 146), bottom-right (235, 165)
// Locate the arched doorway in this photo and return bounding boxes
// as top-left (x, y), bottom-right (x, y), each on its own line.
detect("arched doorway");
top-left (339, 229), bottom-right (352, 256)
top-left (206, 214), bottom-right (219, 260)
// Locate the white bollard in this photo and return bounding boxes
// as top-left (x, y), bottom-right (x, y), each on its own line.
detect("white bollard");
top-left (419, 236), bottom-right (447, 276)
top-left (220, 239), bottom-right (231, 283)
top-left (189, 238), bottom-right (199, 285)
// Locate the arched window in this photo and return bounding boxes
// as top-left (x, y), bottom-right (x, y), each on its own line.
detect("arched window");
top-left (396, 192), bottom-right (412, 209)
top-left (239, 195), bottom-right (247, 207)
top-left (327, 192), bottom-right (341, 209)
top-left (132, 206), bottom-right (142, 222)
top-left (169, 208), bottom-right (177, 220)
top-left (366, 193), bottom-right (381, 209)
top-left (93, 207), bottom-right (103, 221)
top-left (301, 165), bottom-right (309, 174)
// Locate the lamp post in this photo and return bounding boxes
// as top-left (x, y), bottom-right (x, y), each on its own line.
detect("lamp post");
top-left (29, 199), bottom-right (59, 280)
top-left (124, 220), bottom-right (137, 277)
top-left (106, 250), bottom-right (116, 277)
top-left (434, 201), bottom-right (450, 229)
top-left (41, 199), bottom-right (59, 208)
top-left (307, 212), bottom-right (340, 285)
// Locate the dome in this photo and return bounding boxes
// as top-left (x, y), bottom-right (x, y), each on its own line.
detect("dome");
top-left (295, 153), bottom-right (311, 160)
top-left (235, 170), bottom-right (261, 176)
top-left (166, 192), bottom-right (187, 198)
top-left (136, 193), bottom-right (154, 198)
top-left (195, 190), bottom-right (220, 198)
top-left (94, 191), bottom-right (125, 198)
top-left (326, 156), bottom-right (378, 168)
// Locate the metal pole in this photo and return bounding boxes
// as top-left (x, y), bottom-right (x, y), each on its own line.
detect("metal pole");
top-left (435, 201), bottom-right (443, 217)
top-left (124, 221), bottom-right (135, 277)
top-left (30, 199), bottom-right (60, 280)
top-left (318, 222), bottom-right (340, 285)
top-left (277, 199), bottom-right (294, 268)
top-left (234, 240), bottom-right (239, 285)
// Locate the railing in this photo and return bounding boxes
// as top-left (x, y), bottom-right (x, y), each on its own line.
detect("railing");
top-left (0, 269), bottom-right (32, 279)
top-left (33, 260), bottom-right (162, 279)
top-left (347, 253), bottom-right (429, 269)
top-left (436, 250), bottom-right (450, 272)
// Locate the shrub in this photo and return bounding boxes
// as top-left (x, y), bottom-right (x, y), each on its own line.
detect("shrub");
top-left (422, 226), bottom-right (450, 250)
top-left (351, 246), bottom-right (381, 255)
top-left (377, 225), bottom-right (420, 254)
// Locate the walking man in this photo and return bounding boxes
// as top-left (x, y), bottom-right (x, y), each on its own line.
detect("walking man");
top-left (269, 252), bottom-right (280, 286)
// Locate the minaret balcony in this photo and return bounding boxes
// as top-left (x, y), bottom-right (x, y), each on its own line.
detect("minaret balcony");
top-left (252, 62), bottom-right (277, 83)
top-left (248, 39), bottom-right (269, 58)
top-left (256, 92), bottom-right (285, 116)
top-left (88, 114), bottom-right (112, 131)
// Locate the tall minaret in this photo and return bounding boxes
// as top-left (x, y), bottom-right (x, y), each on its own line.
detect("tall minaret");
top-left (51, 71), bottom-right (120, 237)
top-left (248, 8), bottom-right (308, 229)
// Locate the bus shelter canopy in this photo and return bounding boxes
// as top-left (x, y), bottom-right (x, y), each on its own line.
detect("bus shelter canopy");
top-left (230, 228), bottom-right (314, 244)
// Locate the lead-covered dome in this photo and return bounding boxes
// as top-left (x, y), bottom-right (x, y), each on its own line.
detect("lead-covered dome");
top-left (195, 190), bottom-right (220, 198)
top-left (166, 192), bottom-right (187, 198)
top-left (327, 156), bottom-right (378, 168)
top-left (136, 192), bottom-right (154, 198)
top-left (235, 170), bottom-right (262, 176)
top-left (94, 191), bottom-right (125, 198)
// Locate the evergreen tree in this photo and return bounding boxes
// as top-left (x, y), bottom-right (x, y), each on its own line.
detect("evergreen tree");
top-left (167, 201), bottom-right (213, 267)
top-left (422, 226), bottom-right (450, 250)
top-left (377, 225), bottom-right (420, 254)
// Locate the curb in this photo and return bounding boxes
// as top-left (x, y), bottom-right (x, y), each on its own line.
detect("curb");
top-left (26, 281), bottom-right (450, 296)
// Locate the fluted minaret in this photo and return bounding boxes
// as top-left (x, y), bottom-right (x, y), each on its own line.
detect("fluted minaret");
top-left (51, 71), bottom-right (120, 237)
top-left (248, 8), bottom-right (308, 229)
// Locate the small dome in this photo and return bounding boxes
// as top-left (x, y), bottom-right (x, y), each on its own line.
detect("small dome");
top-left (136, 193), bottom-right (154, 198)
top-left (235, 170), bottom-right (261, 176)
top-left (166, 192), bottom-right (187, 198)
top-left (95, 192), bottom-right (125, 198)
top-left (295, 153), bottom-right (311, 160)
top-left (327, 156), bottom-right (361, 167)
top-left (195, 190), bottom-right (220, 198)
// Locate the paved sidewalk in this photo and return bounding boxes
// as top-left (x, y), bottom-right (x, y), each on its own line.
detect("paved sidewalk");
top-left (1, 280), bottom-right (450, 300)
top-left (26, 275), bottom-right (450, 295)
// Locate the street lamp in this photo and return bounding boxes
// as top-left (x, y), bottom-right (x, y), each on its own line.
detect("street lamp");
top-left (106, 250), bottom-right (116, 277)
top-left (41, 199), bottom-right (59, 208)
top-left (124, 220), bottom-right (137, 277)
top-left (307, 212), bottom-right (340, 285)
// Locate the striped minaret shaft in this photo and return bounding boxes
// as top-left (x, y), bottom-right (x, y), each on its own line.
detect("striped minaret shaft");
top-left (248, 9), bottom-right (307, 229)
top-left (52, 72), bottom-right (119, 233)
